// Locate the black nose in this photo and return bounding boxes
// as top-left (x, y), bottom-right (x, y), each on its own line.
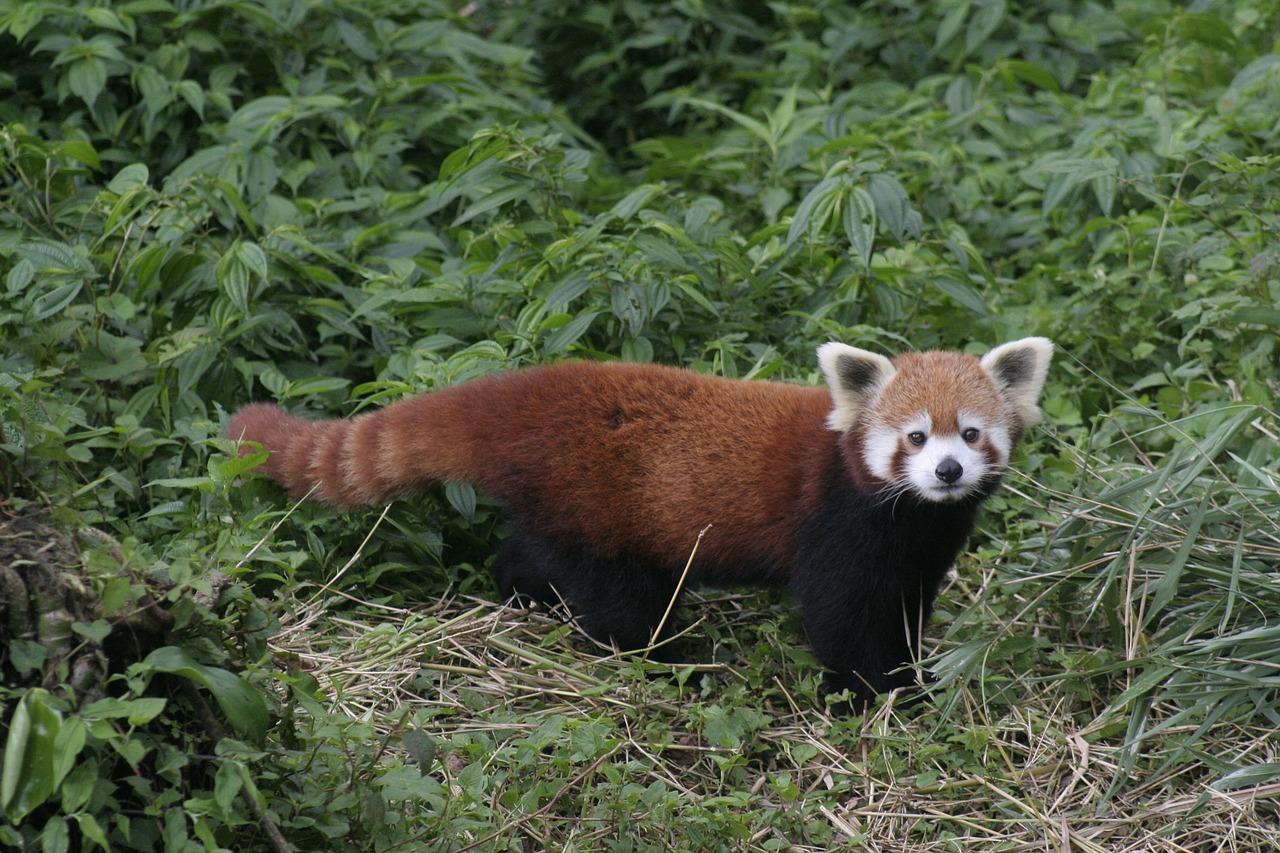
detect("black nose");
top-left (935, 457), bottom-right (963, 485)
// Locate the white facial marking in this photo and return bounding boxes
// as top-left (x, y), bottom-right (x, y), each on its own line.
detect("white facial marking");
top-left (862, 409), bottom-right (1008, 502)
top-left (863, 413), bottom-right (930, 482)
top-left (863, 424), bottom-right (900, 482)
top-left (906, 431), bottom-right (985, 502)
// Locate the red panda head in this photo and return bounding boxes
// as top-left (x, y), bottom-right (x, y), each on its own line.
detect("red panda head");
top-left (818, 338), bottom-right (1053, 503)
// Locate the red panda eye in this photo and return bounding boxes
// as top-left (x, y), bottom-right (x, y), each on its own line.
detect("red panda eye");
top-left (962, 428), bottom-right (980, 443)
top-left (907, 431), bottom-right (926, 446)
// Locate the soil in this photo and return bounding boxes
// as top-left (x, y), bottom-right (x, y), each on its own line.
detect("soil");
top-left (0, 513), bottom-right (107, 698)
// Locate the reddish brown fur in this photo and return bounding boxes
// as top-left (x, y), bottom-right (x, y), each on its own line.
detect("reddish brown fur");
top-left (227, 362), bottom-right (837, 574)
top-left (868, 352), bottom-right (1015, 436)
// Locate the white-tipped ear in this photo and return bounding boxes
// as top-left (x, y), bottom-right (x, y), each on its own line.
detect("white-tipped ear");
top-left (980, 337), bottom-right (1053, 426)
top-left (817, 342), bottom-right (896, 432)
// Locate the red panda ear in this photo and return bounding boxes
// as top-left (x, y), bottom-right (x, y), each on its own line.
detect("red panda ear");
top-left (980, 337), bottom-right (1054, 427)
top-left (817, 342), bottom-right (896, 433)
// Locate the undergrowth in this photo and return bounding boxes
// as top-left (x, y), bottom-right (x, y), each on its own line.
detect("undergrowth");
top-left (1, 0), bottom-right (1278, 850)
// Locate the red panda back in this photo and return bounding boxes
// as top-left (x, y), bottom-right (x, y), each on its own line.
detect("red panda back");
top-left (228, 362), bottom-right (836, 570)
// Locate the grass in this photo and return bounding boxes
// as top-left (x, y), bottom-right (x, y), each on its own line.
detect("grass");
top-left (2, 0), bottom-right (1279, 849)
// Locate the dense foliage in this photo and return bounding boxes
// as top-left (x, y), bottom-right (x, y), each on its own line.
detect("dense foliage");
top-left (1, 0), bottom-right (1277, 850)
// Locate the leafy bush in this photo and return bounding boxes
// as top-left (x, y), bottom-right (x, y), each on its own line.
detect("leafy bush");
top-left (2, 0), bottom-right (1278, 850)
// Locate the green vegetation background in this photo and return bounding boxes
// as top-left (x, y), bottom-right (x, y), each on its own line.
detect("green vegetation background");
top-left (1, 0), bottom-right (1278, 850)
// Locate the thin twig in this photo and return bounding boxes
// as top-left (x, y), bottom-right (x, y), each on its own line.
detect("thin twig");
top-left (645, 523), bottom-right (711, 656)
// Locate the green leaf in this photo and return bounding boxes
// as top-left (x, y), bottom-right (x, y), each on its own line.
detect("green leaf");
top-left (6, 259), bottom-right (35, 294)
top-left (1001, 59), bottom-right (1060, 92)
top-left (138, 647), bottom-right (270, 741)
top-left (17, 240), bottom-right (90, 275)
top-left (1226, 55), bottom-right (1280, 96)
top-left (1174, 12), bottom-right (1239, 53)
top-left (965, 0), bottom-right (1006, 55)
top-left (32, 282), bottom-right (83, 321)
top-left (786, 176), bottom-right (841, 248)
top-left (609, 184), bottom-right (663, 221)
top-left (542, 310), bottom-right (598, 354)
top-left (3, 2), bottom-right (47, 40)
top-left (610, 280), bottom-right (649, 336)
top-left (452, 182), bottom-right (529, 226)
top-left (1212, 762), bottom-right (1280, 792)
top-left (81, 333), bottom-right (147, 381)
top-left (934, 0), bottom-right (971, 50)
top-left (107, 163), bottom-right (150, 194)
top-left (1, 690), bottom-right (65, 822)
top-left (933, 277), bottom-right (990, 315)
top-left (445, 481), bottom-right (476, 521)
top-left (403, 730), bottom-right (437, 771)
top-left (236, 241), bottom-right (268, 280)
top-left (283, 376), bottom-right (352, 398)
top-left (678, 97), bottom-right (772, 145)
top-left (216, 248), bottom-right (251, 313)
top-left (213, 760), bottom-right (243, 813)
top-left (61, 140), bottom-right (101, 171)
top-left (67, 55), bottom-right (107, 104)
top-left (842, 186), bottom-right (876, 268)
top-left (81, 696), bottom-right (167, 725)
top-left (866, 173), bottom-right (915, 241)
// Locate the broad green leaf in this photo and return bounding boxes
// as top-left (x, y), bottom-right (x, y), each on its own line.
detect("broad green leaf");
top-left (235, 241), bottom-right (268, 280)
top-left (138, 648), bottom-right (269, 742)
top-left (452, 182), bottom-right (529, 226)
top-left (609, 184), bottom-right (663, 221)
top-left (216, 249), bottom-right (251, 313)
top-left (17, 240), bottom-right (90, 274)
top-left (965, 0), bottom-right (1006, 55)
top-left (81, 696), bottom-right (167, 725)
top-left (6, 259), bottom-right (34, 293)
top-left (1001, 59), bottom-right (1060, 92)
top-left (678, 97), bottom-right (771, 145)
top-left (4, 2), bottom-right (47, 40)
top-left (866, 173), bottom-right (915, 242)
top-left (81, 333), bottom-right (147, 381)
top-left (1, 690), bottom-right (66, 822)
top-left (445, 481), bottom-right (477, 521)
top-left (214, 760), bottom-right (243, 813)
top-left (842, 186), bottom-right (876, 268)
top-left (1226, 55), bottom-right (1280, 96)
top-left (786, 176), bottom-right (841, 248)
top-left (61, 140), bottom-right (101, 171)
top-left (542, 310), bottom-right (599, 354)
top-left (283, 376), bottom-right (352, 398)
top-left (32, 282), bottom-right (84, 321)
top-left (610, 280), bottom-right (648, 337)
top-left (134, 63), bottom-right (173, 114)
top-left (67, 56), bottom-right (107, 104)
top-left (933, 278), bottom-right (989, 315)
top-left (1174, 12), bottom-right (1238, 53)
top-left (934, 0), bottom-right (971, 50)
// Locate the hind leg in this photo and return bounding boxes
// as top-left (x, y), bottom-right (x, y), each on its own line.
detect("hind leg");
top-left (491, 530), bottom-right (680, 657)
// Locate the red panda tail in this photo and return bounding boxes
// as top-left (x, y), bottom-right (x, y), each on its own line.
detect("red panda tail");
top-left (226, 397), bottom-right (474, 509)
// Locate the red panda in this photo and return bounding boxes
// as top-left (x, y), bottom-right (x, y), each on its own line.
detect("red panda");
top-left (227, 337), bottom-right (1052, 707)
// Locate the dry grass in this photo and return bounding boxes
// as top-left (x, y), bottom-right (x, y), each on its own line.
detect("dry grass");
top-left (265, 576), bottom-right (1280, 851)
top-left (249, 407), bottom-right (1280, 849)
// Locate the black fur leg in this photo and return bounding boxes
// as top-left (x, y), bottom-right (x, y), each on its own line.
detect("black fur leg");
top-left (792, 544), bottom-right (940, 713)
top-left (490, 529), bottom-right (681, 657)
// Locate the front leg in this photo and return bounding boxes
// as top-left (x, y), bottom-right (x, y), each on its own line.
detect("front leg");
top-left (793, 569), bottom-right (932, 710)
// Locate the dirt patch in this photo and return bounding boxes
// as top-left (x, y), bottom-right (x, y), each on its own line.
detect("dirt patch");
top-left (1, 513), bottom-right (107, 699)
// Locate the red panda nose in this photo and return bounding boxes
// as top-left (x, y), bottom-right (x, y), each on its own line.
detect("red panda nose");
top-left (935, 457), bottom-right (963, 485)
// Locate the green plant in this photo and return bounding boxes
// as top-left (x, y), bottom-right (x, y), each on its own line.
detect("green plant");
top-left (3, 0), bottom-right (1279, 849)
